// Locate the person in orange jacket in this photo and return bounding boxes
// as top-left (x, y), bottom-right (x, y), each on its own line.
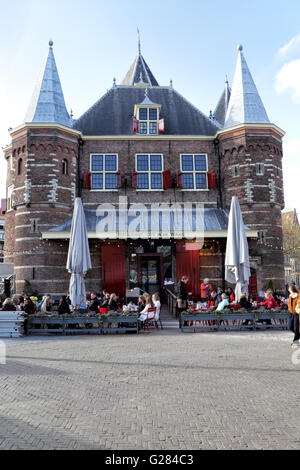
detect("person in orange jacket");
top-left (200, 278), bottom-right (212, 301)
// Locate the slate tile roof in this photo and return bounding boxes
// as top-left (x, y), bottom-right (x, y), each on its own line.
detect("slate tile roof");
top-left (72, 86), bottom-right (219, 136)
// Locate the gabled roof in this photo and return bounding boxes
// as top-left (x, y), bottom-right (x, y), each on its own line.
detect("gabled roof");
top-left (214, 78), bottom-right (231, 126)
top-left (121, 53), bottom-right (159, 86)
top-left (72, 86), bottom-right (219, 136)
top-left (224, 45), bottom-right (269, 128)
top-left (24, 41), bottom-right (70, 126)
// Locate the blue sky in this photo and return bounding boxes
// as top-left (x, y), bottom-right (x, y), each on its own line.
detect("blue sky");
top-left (1, 0), bottom-right (299, 216)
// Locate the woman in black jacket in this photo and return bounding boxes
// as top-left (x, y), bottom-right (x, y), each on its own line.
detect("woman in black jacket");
top-left (108, 293), bottom-right (119, 311)
top-left (58, 296), bottom-right (71, 315)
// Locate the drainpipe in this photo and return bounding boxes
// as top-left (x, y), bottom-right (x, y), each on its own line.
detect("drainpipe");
top-left (77, 138), bottom-right (84, 197)
top-left (214, 138), bottom-right (225, 288)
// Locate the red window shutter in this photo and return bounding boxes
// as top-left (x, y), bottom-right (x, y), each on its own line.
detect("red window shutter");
top-left (83, 170), bottom-right (91, 190)
top-left (158, 118), bottom-right (165, 133)
top-left (177, 170), bottom-right (183, 189)
top-left (132, 171), bottom-right (138, 189)
top-left (207, 169), bottom-right (216, 189)
top-left (163, 169), bottom-right (172, 189)
top-left (133, 117), bottom-right (139, 133)
top-left (117, 171), bottom-right (122, 188)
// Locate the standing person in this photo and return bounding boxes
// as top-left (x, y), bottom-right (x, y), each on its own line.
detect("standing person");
top-left (177, 276), bottom-right (191, 311)
top-left (200, 278), bottom-right (212, 302)
top-left (152, 293), bottom-right (161, 326)
top-left (287, 285), bottom-right (300, 348)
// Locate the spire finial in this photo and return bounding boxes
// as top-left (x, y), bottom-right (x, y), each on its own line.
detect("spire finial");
top-left (237, 44), bottom-right (243, 52)
top-left (144, 87), bottom-right (148, 97)
top-left (225, 74), bottom-right (228, 84)
top-left (137, 27), bottom-right (141, 54)
top-left (170, 79), bottom-right (173, 88)
top-left (113, 77), bottom-right (116, 88)
top-left (49, 39), bottom-right (53, 48)
top-left (70, 109), bottom-right (73, 120)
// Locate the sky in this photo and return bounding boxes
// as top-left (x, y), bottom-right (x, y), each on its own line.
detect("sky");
top-left (0, 0), bottom-right (299, 216)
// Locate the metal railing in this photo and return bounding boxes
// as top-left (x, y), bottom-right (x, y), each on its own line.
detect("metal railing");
top-left (164, 287), bottom-right (178, 318)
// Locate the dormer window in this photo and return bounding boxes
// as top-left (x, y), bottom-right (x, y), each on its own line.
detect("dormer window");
top-left (133, 90), bottom-right (164, 135)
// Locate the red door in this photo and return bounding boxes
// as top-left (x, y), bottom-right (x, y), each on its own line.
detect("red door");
top-left (101, 245), bottom-right (126, 298)
top-left (176, 243), bottom-right (200, 298)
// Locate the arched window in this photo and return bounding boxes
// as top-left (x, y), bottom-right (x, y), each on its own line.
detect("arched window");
top-left (17, 158), bottom-right (23, 175)
top-left (62, 159), bottom-right (68, 176)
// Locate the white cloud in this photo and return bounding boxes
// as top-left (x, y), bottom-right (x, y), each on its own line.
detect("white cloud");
top-left (282, 139), bottom-right (300, 214)
top-left (278, 33), bottom-right (300, 57)
top-left (275, 59), bottom-right (300, 101)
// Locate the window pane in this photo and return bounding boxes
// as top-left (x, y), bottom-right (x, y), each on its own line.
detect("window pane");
top-left (182, 173), bottom-right (194, 189)
top-left (181, 155), bottom-right (193, 171)
top-left (105, 173), bottom-right (117, 189)
top-left (149, 108), bottom-right (157, 120)
top-left (139, 122), bottom-right (147, 134)
top-left (105, 154), bottom-right (117, 171)
top-left (137, 155), bottom-right (149, 171)
top-left (150, 155), bottom-right (162, 171)
top-left (195, 173), bottom-right (207, 189)
top-left (139, 108), bottom-right (147, 120)
top-left (91, 155), bottom-right (103, 171)
top-left (137, 173), bottom-right (149, 189)
top-left (195, 155), bottom-right (207, 171)
top-left (149, 122), bottom-right (157, 134)
top-left (92, 173), bottom-right (103, 189)
top-left (151, 173), bottom-right (162, 189)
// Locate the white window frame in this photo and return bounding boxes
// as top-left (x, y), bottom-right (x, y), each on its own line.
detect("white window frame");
top-left (138, 108), bottom-right (159, 135)
top-left (180, 154), bottom-right (208, 191)
top-left (256, 163), bottom-right (264, 176)
top-left (135, 154), bottom-right (164, 191)
top-left (90, 153), bottom-right (119, 191)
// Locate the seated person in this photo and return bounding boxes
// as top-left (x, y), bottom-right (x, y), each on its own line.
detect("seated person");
top-left (107, 293), bottom-right (119, 311)
top-left (139, 295), bottom-right (154, 322)
top-left (226, 287), bottom-right (235, 302)
top-left (200, 278), bottom-right (212, 302)
top-left (57, 296), bottom-right (71, 315)
top-left (239, 293), bottom-right (252, 310)
top-left (0, 298), bottom-right (16, 311)
top-left (101, 293), bottom-right (111, 309)
top-left (216, 294), bottom-right (229, 311)
top-left (137, 295), bottom-right (146, 312)
top-left (152, 293), bottom-right (161, 322)
top-left (89, 292), bottom-right (101, 312)
top-left (257, 289), bottom-right (279, 325)
top-left (208, 290), bottom-right (219, 308)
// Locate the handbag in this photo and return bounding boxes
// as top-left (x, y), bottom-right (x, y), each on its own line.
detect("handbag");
top-left (177, 298), bottom-right (187, 309)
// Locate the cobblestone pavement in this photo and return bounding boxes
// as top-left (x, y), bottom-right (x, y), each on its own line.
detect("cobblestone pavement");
top-left (0, 310), bottom-right (299, 450)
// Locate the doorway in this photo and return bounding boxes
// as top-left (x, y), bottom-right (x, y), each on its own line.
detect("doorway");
top-left (138, 254), bottom-right (163, 296)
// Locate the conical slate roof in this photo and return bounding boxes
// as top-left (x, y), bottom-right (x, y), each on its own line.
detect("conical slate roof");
top-left (214, 78), bottom-right (231, 126)
top-left (224, 45), bottom-right (269, 128)
top-left (121, 53), bottom-right (159, 86)
top-left (24, 41), bottom-right (70, 126)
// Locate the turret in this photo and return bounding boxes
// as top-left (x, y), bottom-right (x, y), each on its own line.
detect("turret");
top-left (218, 45), bottom-right (285, 291)
top-left (4, 41), bottom-right (79, 295)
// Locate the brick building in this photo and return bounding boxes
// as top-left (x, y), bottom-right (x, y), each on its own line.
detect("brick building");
top-left (3, 41), bottom-right (285, 298)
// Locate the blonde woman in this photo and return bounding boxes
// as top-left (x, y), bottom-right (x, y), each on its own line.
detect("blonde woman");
top-left (108, 293), bottom-right (119, 311)
top-left (41, 295), bottom-right (52, 313)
